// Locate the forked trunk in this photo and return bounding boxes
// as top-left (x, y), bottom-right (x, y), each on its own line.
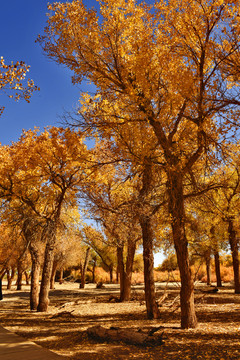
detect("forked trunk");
top-left (168, 173), bottom-right (197, 329)
top-left (117, 240), bottom-right (136, 302)
top-left (228, 218), bottom-right (240, 294)
top-left (38, 190), bottom-right (65, 311)
top-left (140, 215), bottom-right (160, 319)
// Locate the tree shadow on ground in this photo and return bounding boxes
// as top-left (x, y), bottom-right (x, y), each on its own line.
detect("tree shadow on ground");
top-left (1, 282), bottom-right (240, 360)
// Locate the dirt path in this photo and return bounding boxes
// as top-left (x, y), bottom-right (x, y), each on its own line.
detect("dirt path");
top-left (0, 282), bottom-right (240, 359)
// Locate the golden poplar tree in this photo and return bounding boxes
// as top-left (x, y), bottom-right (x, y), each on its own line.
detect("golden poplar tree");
top-left (38, 0), bottom-right (240, 328)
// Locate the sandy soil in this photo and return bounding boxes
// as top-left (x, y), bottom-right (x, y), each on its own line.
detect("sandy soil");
top-left (0, 281), bottom-right (240, 359)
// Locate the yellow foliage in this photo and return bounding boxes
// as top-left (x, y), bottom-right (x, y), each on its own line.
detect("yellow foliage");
top-left (0, 127), bottom-right (91, 223)
top-left (0, 57), bottom-right (39, 115)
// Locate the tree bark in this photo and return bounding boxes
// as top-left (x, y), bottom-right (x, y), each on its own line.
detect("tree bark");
top-left (205, 251), bottom-right (211, 286)
top-left (124, 239), bottom-right (136, 300)
top-left (16, 264), bottom-right (23, 290)
top-left (140, 215), bottom-right (160, 319)
top-left (37, 187), bottom-right (66, 312)
top-left (21, 220), bottom-right (41, 310)
top-left (37, 230), bottom-right (56, 312)
top-left (24, 271), bottom-right (30, 285)
top-left (117, 245), bottom-right (125, 299)
top-left (109, 265), bottom-right (113, 283)
top-left (6, 268), bottom-right (15, 290)
top-left (50, 260), bottom-right (58, 289)
top-left (137, 157), bottom-right (160, 319)
top-left (214, 250), bottom-right (222, 287)
top-left (87, 325), bottom-right (164, 346)
top-left (228, 218), bottom-right (240, 294)
top-left (117, 239), bottom-right (136, 302)
top-left (80, 247), bottom-right (90, 289)
top-left (29, 242), bottom-right (41, 310)
top-left (168, 172), bottom-right (197, 329)
top-left (0, 278), bottom-right (2, 300)
top-left (92, 260), bottom-right (96, 283)
top-left (59, 268), bottom-right (64, 284)
top-left (30, 259), bottom-right (41, 310)
top-left (116, 264), bottom-right (119, 284)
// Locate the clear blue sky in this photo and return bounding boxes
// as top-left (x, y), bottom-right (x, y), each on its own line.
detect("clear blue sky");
top-left (0, 0), bottom-right (165, 265)
top-left (0, 0), bottom-right (100, 145)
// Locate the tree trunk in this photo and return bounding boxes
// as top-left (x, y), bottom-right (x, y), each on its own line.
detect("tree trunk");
top-left (116, 265), bottom-right (119, 284)
top-left (228, 218), bottom-right (240, 294)
top-left (138, 158), bottom-right (160, 319)
top-left (79, 247), bottom-right (90, 289)
top-left (205, 252), bottom-right (211, 286)
top-left (109, 265), bottom-right (113, 283)
top-left (37, 188), bottom-right (65, 311)
top-left (117, 239), bottom-right (136, 302)
top-left (168, 172), bottom-right (197, 329)
top-left (210, 226), bottom-right (222, 287)
top-left (37, 232), bottom-right (56, 312)
top-left (30, 260), bottom-right (41, 310)
top-left (50, 260), bottom-right (58, 289)
top-left (29, 243), bottom-right (41, 310)
top-left (6, 268), bottom-right (15, 290)
top-left (0, 278), bottom-right (2, 300)
top-left (214, 250), bottom-right (222, 287)
top-left (117, 245), bottom-right (125, 300)
top-left (87, 325), bottom-right (164, 346)
top-left (140, 215), bottom-right (160, 319)
top-left (92, 261), bottom-right (96, 283)
top-left (125, 239), bottom-right (136, 299)
top-left (59, 268), bottom-right (64, 284)
top-left (24, 271), bottom-right (30, 285)
top-left (6, 269), bottom-right (11, 290)
top-left (0, 271), bottom-right (5, 300)
top-left (16, 271), bottom-right (23, 290)
top-left (16, 264), bottom-right (23, 290)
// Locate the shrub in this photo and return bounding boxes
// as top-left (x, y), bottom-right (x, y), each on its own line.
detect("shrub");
top-left (157, 253), bottom-right (178, 272)
top-left (132, 272), bottom-right (144, 284)
top-left (94, 267), bottom-right (115, 283)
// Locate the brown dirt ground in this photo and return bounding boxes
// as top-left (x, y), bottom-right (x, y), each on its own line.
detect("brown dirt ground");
top-left (0, 281), bottom-right (240, 359)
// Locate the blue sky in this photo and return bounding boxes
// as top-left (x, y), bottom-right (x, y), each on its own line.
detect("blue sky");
top-left (0, 0), bottom-right (99, 145)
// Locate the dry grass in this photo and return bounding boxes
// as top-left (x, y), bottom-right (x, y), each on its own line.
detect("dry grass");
top-left (0, 281), bottom-right (240, 359)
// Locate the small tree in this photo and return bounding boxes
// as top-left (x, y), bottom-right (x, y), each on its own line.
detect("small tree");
top-left (0, 127), bottom-right (91, 311)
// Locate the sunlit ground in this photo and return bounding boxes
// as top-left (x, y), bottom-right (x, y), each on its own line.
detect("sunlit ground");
top-left (0, 281), bottom-right (240, 359)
